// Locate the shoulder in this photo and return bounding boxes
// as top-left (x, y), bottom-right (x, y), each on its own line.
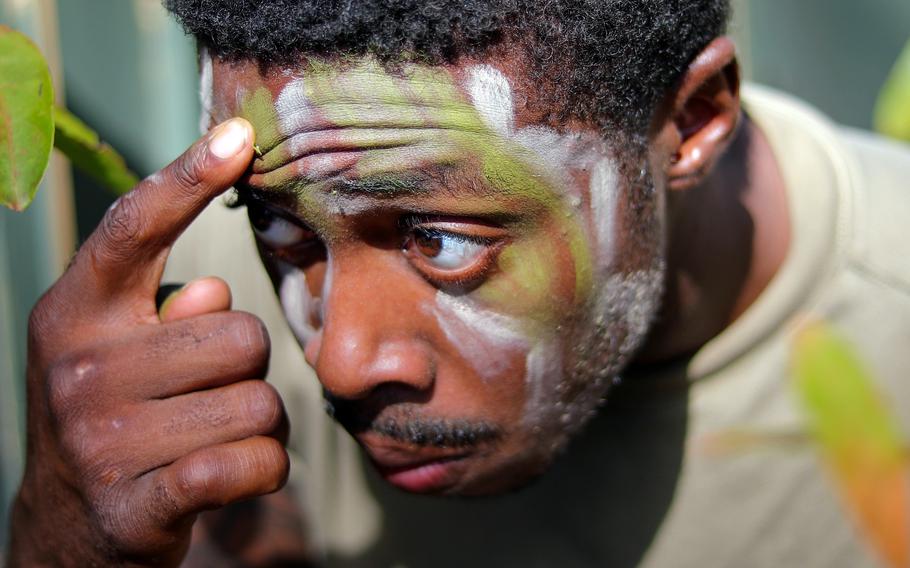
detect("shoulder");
top-left (743, 84), bottom-right (910, 295)
top-left (837, 128), bottom-right (910, 290)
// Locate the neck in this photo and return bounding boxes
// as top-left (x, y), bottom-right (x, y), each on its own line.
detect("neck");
top-left (635, 115), bottom-right (791, 364)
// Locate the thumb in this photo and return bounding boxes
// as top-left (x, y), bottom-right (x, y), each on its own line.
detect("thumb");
top-left (157, 277), bottom-right (233, 322)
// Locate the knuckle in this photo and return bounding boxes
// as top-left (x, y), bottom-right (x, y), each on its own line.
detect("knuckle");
top-left (229, 312), bottom-right (270, 368)
top-left (27, 293), bottom-right (52, 335)
top-left (74, 418), bottom-right (122, 474)
top-left (240, 381), bottom-right (283, 435)
top-left (94, 193), bottom-right (146, 262)
top-left (177, 453), bottom-right (225, 507)
top-left (44, 355), bottom-right (130, 476)
top-left (82, 413), bottom-right (130, 461)
top-left (170, 146), bottom-right (208, 197)
top-left (255, 438), bottom-right (290, 493)
top-left (144, 477), bottom-right (183, 529)
top-left (46, 353), bottom-right (100, 418)
top-left (27, 292), bottom-right (64, 351)
top-left (94, 493), bottom-right (151, 554)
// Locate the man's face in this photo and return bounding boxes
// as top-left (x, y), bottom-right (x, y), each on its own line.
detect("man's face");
top-left (207, 53), bottom-right (665, 496)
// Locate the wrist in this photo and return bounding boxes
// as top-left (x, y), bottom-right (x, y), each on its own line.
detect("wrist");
top-left (8, 475), bottom-right (106, 567)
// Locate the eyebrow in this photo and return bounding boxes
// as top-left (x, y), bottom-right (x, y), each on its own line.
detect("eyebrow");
top-left (244, 165), bottom-right (503, 205)
top-left (234, 183), bottom-right (299, 210)
top-left (236, 170), bottom-right (530, 228)
top-left (332, 174), bottom-right (435, 198)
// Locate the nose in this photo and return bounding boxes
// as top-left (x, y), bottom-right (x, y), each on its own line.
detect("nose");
top-left (303, 253), bottom-right (435, 400)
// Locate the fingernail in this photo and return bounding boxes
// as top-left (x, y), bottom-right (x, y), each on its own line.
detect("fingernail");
top-left (156, 281), bottom-right (190, 318)
top-left (209, 119), bottom-right (249, 159)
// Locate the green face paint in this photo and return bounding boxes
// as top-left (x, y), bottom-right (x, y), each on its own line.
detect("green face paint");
top-left (230, 57), bottom-right (599, 331)
top-left (213, 55), bottom-right (666, 496)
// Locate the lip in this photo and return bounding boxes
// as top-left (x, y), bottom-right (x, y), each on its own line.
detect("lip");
top-left (359, 434), bottom-right (471, 494)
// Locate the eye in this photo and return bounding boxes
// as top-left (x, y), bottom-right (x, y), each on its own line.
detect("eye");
top-left (402, 220), bottom-right (506, 286)
top-left (410, 228), bottom-right (486, 270)
top-left (247, 203), bottom-right (316, 249)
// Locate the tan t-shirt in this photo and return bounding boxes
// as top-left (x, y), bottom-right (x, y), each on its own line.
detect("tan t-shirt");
top-left (165, 85), bottom-right (910, 567)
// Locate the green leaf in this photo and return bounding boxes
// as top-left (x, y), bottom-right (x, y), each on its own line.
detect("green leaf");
top-left (0, 25), bottom-right (55, 211)
top-left (875, 39), bottom-right (910, 142)
top-left (792, 322), bottom-right (910, 568)
top-left (53, 106), bottom-right (139, 196)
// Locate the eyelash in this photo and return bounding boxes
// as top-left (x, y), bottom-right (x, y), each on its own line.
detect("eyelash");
top-left (398, 216), bottom-right (496, 247)
top-left (244, 200), bottom-right (322, 265)
top-left (244, 201), bottom-right (504, 287)
top-left (399, 216), bottom-right (504, 288)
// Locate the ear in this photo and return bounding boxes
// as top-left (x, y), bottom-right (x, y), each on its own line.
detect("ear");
top-left (662, 37), bottom-right (741, 192)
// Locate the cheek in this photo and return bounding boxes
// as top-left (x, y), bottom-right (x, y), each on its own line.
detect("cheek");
top-left (432, 291), bottom-right (531, 384)
top-left (431, 290), bottom-right (570, 432)
top-left (472, 215), bottom-right (591, 323)
top-left (430, 291), bottom-right (538, 425)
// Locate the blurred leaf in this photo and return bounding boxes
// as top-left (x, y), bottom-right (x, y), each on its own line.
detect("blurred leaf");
top-left (875, 39), bottom-right (910, 141)
top-left (0, 25), bottom-right (55, 211)
top-left (53, 106), bottom-right (139, 196)
top-left (793, 322), bottom-right (910, 568)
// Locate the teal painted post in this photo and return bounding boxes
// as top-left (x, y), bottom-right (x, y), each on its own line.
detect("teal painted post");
top-left (0, 1), bottom-right (71, 553)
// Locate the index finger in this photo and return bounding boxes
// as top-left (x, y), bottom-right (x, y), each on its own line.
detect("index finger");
top-left (74, 118), bottom-right (254, 305)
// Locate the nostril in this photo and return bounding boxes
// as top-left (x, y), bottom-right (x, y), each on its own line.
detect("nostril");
top-left (364, 341), bottom-right (435, 391)
top-left (312, 333), bottom-right (435, 402)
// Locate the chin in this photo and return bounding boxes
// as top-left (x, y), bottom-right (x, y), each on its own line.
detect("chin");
top-left (367, 433), bottom-right (560, 498)
top-left (455, 457), bottom-right (554, 497)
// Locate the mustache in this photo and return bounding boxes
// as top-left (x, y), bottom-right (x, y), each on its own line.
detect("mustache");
top-left (325, 395), bottom-right (501, 449)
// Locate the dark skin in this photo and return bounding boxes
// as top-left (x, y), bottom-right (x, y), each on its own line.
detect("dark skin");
top-left (8, 120), bottom-right (293, 566)
top-left (7, 37), bottom-right (788, 566)
top-left (639, 37), bottom-right (790, 361)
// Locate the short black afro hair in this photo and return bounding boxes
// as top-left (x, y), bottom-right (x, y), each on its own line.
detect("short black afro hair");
top-left (164, 0), bottom-right (730, 138)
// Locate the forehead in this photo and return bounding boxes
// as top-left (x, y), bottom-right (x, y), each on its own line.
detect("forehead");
top-left (203, 53), bottom-right (627, 306)
top-left (205, 54), bottom-right (554, 141)
top-left (204, 52), bottom-right (615, 205)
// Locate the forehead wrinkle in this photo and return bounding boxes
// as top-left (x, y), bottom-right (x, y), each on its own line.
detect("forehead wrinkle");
top-left (253, 126), bottom-right (464, 175)
top-left (226, 60), bottom-right (593, 215)
top-left (249, 65), bottom-right (489, 156)
top-left (260, 101), bottom-right (487, 153)
top-left (247, 160), bottom-right (511, 206)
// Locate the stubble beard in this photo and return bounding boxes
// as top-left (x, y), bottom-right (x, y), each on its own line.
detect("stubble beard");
top-left (512, 152), bottom-right (667, 473)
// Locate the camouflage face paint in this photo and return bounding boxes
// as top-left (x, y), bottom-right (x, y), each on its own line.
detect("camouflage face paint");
top-left (277, 260), bottom-right (318, 343)
top-left (221, 56), bottom-right (663, 443)
top-left (457, 65), bottom-right (657, 435)
top-left (198, 47), bottom-right (214, 134)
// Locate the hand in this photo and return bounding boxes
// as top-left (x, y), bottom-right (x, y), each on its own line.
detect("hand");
top-left (8, 119), bottom-right (290, 567)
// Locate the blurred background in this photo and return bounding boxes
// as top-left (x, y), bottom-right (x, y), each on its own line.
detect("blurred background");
top-left (1, 0), bottom-right (908, 552)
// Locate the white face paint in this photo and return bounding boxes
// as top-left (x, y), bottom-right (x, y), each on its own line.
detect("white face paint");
top-left (589, 157), bottom-right (619, 266)
top-left (433, 292), bottom-right (530, 383)
top-left (277, 260), bottom-right (318, 343)
top-left (466, 65), bottom-right (620, 266)
top-left (460, 65), bottom-right (638, 434)
top-left (198, 48), bottom-right (214, 135)
top-left (259, 62), bottom-right (660, 458)
top-left (430, 268), bottom-right (663, 449)
top-left (467, 65), bottom-right (516, 137)
top-left (274, 78), bottom-right (315, 143)
top-left (521, 268), bottom-right (664, 454)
